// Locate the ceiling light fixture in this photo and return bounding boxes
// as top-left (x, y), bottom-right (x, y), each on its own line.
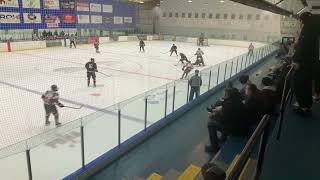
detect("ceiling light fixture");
top-left (219, 0), bottom-right (225, 3)
top-left (188, 0), bottom-right (192, 3)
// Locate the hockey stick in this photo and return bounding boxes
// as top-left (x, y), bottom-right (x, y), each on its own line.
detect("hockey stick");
top-left (64, 105), bottom-right (84, 109)
top-left (174, 55), bottom-right (195, 66)
top-left (161, 50), bottom-right (170, 54)
top-left (97, 71), bottom-right (112, 77)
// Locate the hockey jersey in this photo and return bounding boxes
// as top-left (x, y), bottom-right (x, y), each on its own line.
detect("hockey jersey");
top-left (42, 90), bottom-right (61, 106)
top-left (195, 50), bottom-right (204, 56)
top-left (85, 62), bottom-right (97, 72)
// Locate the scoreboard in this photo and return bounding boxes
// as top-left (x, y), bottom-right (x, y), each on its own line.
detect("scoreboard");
top-left (0, 0), bottom-right (136, 29)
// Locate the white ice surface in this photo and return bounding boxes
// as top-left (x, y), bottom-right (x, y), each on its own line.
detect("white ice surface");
top-left (0, 41), bottom-right (249, 180)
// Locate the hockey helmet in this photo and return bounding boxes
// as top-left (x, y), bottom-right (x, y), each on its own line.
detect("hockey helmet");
top-left (51, 84), bottom-right (58, 91)
top-left (90, 58), bottom-right (95, 62)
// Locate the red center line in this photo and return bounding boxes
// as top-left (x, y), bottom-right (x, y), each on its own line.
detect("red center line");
top-left (16, 51), bottom-right (176, 81)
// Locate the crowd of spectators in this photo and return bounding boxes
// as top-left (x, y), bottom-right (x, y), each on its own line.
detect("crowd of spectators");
top-left (205, 74), bottom-right (279, 152)
top-left (204, 12), bottom-right (320, 153)
top-left (32, 30), bottom-right (77, 41)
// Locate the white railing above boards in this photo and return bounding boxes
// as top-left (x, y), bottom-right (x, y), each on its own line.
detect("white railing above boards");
top-left (0, 41), bottom-right (278, 180)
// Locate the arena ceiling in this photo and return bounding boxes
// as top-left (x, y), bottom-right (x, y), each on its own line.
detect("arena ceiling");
top-left (125, 0), bottom-right (318, 15)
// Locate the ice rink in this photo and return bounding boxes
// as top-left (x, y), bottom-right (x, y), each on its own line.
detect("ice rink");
top-left (0, 40), bottom-right (263, 179)
top-left (0, 40), bottom-right (249, 148)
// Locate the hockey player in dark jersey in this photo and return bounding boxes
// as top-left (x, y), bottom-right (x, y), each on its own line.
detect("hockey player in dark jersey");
top-left (85, 58), bottom-right (98, 87)
top-left (94, 39), bottom-right (100, 53)
top-left (178, 53), bottom-right (190, 64)
top-left (170, 44), bottom-right (178, 56)
top-left (193, 48), bottom-right (205, 66)
top-left (41, 85), bottom-right (64, 126)
top-left (139, 39), bottom-right (145, 52)
top-left (181, 62), bottom-right (194, 79)
top-left (70, 34), bottom-right (76, 48)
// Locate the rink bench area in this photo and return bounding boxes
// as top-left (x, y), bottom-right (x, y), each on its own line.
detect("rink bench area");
top-left (0, 34), bottom-right (266, 52)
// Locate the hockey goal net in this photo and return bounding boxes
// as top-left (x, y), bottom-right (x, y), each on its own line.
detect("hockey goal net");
top-left (197, 38), bottom-right (209, 46)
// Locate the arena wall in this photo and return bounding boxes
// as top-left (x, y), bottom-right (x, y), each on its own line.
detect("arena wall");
top-left (158, 0), bottom-right (281, 43)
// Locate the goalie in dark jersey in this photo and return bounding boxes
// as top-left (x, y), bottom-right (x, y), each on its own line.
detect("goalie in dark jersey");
top-left (85, 58), bottom-right (98, 87)
top-left (69, 34), bottom-right (76, 48)
top-left (42, 85), bottom-right (64, 126)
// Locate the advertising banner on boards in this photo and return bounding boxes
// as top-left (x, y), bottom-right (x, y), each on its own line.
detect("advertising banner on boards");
top-left (77, 15), bottom-right (89, 24)
top-left (76, 2), bottom-right (89, 11)
top-left (102, 4), bottom-right (112, 13)
top-left (44, 0), bottom-right (59, 9)
top-left (23, 13), bottom-right (41, 23)
top-left (113, 16), bottom-right (123, 24)
top-left (61, 14), bottom-right (76, 23)
top-left (45, 14), bottom-right (60, 27)
top-left (102, 16), bottom-right (113, 24)
top-left (90, 3), bottom-right (101, 12)
top-left (91, 15), bottom-right (102, 24)
top-left (124, 17), bottom-right (132, 23)
top-left (61, 0), bottom-right (75, 10)
top-left (0, 0), bottom-right (19, 8)
top-left (0, 12), bottom-right (20, 23)
top-left (22, 0), bottom-right (40, 8)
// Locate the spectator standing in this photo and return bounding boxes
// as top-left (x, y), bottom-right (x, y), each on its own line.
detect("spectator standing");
top-left (292, 12), bottom-right (318, 116)
top-left (189, 70), bottom-right (202, 101)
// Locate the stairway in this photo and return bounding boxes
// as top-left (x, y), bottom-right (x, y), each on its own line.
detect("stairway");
top-left (134, 155), bottom-right (257, 180)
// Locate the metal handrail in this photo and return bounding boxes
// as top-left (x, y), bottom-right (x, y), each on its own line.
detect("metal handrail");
top-left (276, 65), bottom-right (295, 140)
top-left (226, 114), bottom-right (270, 180)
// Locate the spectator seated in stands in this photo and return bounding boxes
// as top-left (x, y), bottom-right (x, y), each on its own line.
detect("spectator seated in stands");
top-left (260, 77), bottom-right (278, 114)
top-left (243, 83), bottom-right (265, 126)
top-left (238, 75), bottom-right (250, 100)
top-left (206, 81), bottom-right (240, 111)
top-left (206, 87), bottom-right (248, 152)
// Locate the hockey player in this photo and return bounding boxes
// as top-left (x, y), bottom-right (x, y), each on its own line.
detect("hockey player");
top-left (170, 44), bottom-right (178, 56)
top-left (181, 62), bottom-right (194, 79)
top-left (85, 58), bottom-right (98, 87)
top-left (139, 39), bottom-right (145, 52)
top-left (198, 33), bottom-right (205, 46)
top-left (94, 39), bottom-right (100, 53)
top-left (247, 43), bottom-right (254, 56)
top-left (193, 48), bottom-right (205, 66)
top-left (179, 53), bottom-right (190, 64)
top-left (42, 85), bottom-right (64, 126)
top-left (70, 34), bottom-right (76, 48)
